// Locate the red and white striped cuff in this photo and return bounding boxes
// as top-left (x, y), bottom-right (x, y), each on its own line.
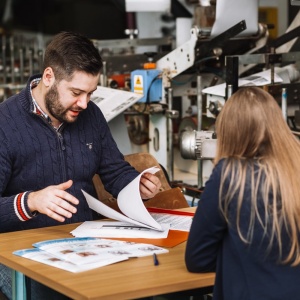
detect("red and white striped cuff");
top-left (14, 192), bottom-right (31, 221)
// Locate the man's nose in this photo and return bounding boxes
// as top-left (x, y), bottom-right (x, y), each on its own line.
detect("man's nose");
top-left (76, 95), bottom-right (89, 109)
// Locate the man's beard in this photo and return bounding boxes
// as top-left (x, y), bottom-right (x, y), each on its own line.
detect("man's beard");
top-left (45, 84), bottom-right (81, 124)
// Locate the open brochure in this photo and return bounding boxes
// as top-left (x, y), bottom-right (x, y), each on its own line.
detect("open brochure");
top-left (14, 237), bottom-right (168, 273)
top-left (82, 166), bottom-right (165, 232)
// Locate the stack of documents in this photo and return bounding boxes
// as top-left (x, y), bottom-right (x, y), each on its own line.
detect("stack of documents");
top-left (80, 166), bottom-right (194, 240)
top-left (71, 221), bottom-right (169, 239)
top-left (83, 166), bottom-right (165, 231)
top-left (14, 237), bottom-right (168, 273)
top-left (71, 209), bottom-right (193, 239)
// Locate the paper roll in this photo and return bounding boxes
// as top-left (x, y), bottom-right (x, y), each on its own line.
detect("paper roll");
top-left (125, 0), bottom-right (171, 12)
top-left (210, 0), bottom-right (258, 37)
top-left (176, 18), bottom-right (193, 48)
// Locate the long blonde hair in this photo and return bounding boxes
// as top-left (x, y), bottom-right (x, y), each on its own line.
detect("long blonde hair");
top-left (215, 86), bottom-right (300, 265)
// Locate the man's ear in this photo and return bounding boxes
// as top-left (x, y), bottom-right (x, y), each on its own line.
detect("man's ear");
top-left (42, 67), bottom-right (55, 87)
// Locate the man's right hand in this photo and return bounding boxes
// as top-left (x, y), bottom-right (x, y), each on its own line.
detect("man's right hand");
top-left (27, 180), bottom-right (79, 222)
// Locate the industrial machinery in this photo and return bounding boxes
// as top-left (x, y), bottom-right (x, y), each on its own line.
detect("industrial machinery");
top-left (127, 18), bottom-right (267, 190)
top-left (0, 31), bottom-right (51, 101)
top-left (92, 2), bottom-right (296, 201)
top-left (178, 20), bottom-right (300, 200)
top-left (1, 0), bottom-right (299, 204)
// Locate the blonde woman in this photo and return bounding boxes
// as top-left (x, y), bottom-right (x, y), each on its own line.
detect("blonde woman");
top-left (185, 86), bottom-right (300, 300)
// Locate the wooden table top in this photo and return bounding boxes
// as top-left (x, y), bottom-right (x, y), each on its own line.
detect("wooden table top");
top-left (0, 208), bottom-right (215, 300)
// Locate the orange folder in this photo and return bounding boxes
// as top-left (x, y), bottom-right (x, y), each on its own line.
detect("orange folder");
top-left (110, 229), bottom-right (189, 248)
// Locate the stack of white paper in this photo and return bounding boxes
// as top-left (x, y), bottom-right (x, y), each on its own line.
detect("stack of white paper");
top-left (71, 221), bottom-right (170, 238)
top-left (80, 165), bottom-right (194, 238)
top-left (83, 166), bottom-right (166, 232)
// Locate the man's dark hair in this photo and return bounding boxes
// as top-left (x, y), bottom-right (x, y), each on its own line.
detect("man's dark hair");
top-left (43, 31), bottom-right (103, 81)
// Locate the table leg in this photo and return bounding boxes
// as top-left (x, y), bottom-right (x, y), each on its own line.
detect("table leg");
top-left (12, 270), bottom-right (26, 300)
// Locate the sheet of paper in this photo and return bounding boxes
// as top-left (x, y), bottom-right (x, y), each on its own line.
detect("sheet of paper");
top-left (210, 0), bottom-right (258, 37)
top-left (150, 213), bottom-right (193, 232)
top-left (117, 166), bottom-right (161, 229)
top-left (91, 86), bottom-right (143, 122)
top-left (83, 190), bottom-right (156, 228)
top-left (71, 221), bottom-right (170, 238)
top-left (83, 166), bottom-right (163, 231)
top-left (202, 69), bottom-right (283, 97)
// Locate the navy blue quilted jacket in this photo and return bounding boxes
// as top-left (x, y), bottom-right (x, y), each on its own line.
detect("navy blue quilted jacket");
top-left (0, 74), bottom-right (139, 233)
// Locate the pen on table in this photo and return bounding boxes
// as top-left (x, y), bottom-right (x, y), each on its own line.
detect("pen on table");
top-left (153, 253), bottom-right (159, 266)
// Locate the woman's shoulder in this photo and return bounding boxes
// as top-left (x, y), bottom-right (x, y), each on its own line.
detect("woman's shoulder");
top-left (213, 158), bottom-right (232, 172)
top-left (215, 157), bottom-right (257, 170)
top-left (206, 159), bottom-right (227, 184)
top-left (213, 158), bottom-right (253, 180)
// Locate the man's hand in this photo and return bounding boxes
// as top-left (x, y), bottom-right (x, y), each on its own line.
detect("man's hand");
top-left (139, 173), bottom-right (162, 200)
top-left (27, 180), bottom-right (79, 222)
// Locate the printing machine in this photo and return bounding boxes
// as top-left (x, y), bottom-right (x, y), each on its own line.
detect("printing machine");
top-left (128, 19), bottom-right (253, 184)
top-left (121, 8), bottom-right (300, 200)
